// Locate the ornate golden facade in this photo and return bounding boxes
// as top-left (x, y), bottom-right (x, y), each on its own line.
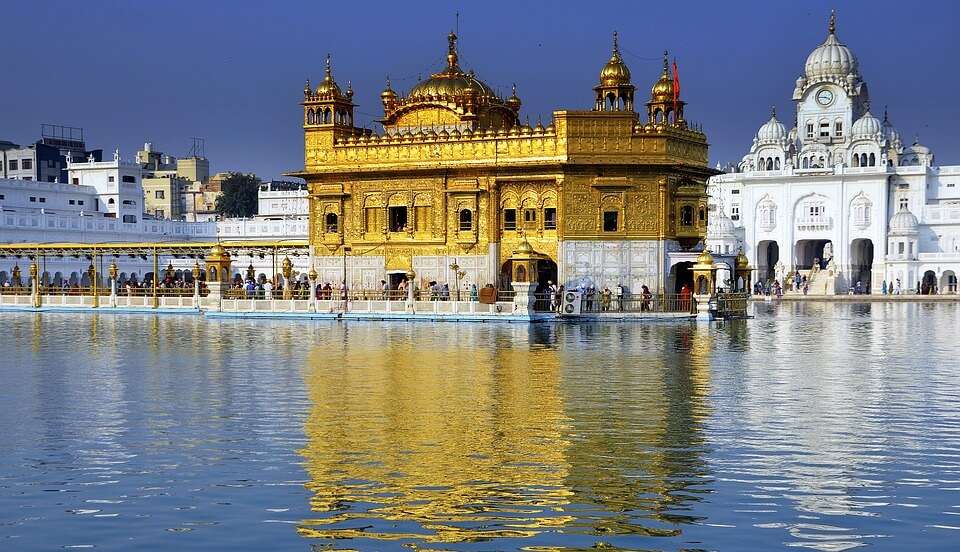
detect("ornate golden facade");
top-left (294, 33), bottom-right (715, 292)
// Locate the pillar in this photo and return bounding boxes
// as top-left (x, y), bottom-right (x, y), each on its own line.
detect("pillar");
top-left (308, 265), bottom-right (318, 312)
top-left (108, 260), bottom-right (118, 308)
top-left (29, 261), bottom-right (39, 309)
top-left (405, 268), bottom-right (416, 313)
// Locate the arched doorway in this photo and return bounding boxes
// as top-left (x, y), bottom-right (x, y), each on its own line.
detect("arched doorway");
top-left (795, 239), bottom-right (831, 270)
top-left (671, 261), bottom-right (694, 293)
top-left (757, 240), bottom-right (779, 282)
top-left (850, 238), bottom-right (874, 292)
top-left (536, 259), bottom-right (558, 292)
top-left (941, 271), bottom-right (958, 294)
top-left (921, 270), bottom-right (937, 294)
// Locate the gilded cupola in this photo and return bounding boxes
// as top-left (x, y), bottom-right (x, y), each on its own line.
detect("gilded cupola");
top-left (380, 32), bottom-right (519, 133)
top-left (302, 54), bottom-right (355, 130)
top-left (593, 31), bottom-right (635, 112)
top-left (646, 50), bottom-right (686, 128)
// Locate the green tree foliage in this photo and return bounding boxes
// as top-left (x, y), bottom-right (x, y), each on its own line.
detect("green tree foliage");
top-left (215, 173), bottom-right (260, 218)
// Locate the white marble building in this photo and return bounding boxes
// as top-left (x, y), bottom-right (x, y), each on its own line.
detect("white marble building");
top-left (708, 13), bottom-right (960, 294)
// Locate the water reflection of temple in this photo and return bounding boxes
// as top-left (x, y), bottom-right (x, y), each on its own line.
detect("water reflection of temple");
top-left (297, 323), bottom-right (714, 546)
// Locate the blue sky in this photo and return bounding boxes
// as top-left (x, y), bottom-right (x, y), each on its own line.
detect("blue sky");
top-left (4, 0), bottom-right (958, 179)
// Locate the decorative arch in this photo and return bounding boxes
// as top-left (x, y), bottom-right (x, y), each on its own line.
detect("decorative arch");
top-left (849, 191), bottom-right (873, 229)
top-left (756, 194), bottom-right (777, 232)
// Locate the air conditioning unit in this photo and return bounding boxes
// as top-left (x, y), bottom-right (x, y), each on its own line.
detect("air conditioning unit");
top-left (561, 290), bottom-right (582, 316)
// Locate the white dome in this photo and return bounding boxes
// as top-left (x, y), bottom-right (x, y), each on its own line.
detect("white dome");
top-left (851, 111), bottom-right (881, 138)
top-left (757, 114), bottom-right (786, 142)
top-left (889, 205), bottom-right (919, 235)
top-left (709, 211), bottom-right (736, 238)
top-left (804, 15), bottom-right (858, 80)
top-left (882, 115), bottom-right (900, 144)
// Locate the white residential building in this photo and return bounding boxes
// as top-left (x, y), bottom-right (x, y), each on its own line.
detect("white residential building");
top-left (708, 13), bottom-right (960, 294)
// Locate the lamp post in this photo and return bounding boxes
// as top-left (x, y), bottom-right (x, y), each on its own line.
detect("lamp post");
top-left (449, 259), bottom-right (465, 301)
top-left (108, 260), bottom-right (118, 308)
top-left (341, 246), bottom-right (351, 309)
top-left (192, 260), bottom-right (202, 307)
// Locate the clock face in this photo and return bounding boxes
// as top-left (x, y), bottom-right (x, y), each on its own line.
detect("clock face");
top-left (816, 88), bottom-right (834, 106)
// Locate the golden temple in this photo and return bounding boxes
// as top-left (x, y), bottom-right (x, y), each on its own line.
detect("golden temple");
top-left (293, 32), bottom-right (715, 293)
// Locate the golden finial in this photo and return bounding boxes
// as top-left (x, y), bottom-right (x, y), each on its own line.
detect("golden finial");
top-left (883, 105), bottom-right (889, 122)
top-left (771, 105), bottom-right (776, 119)
top-left (613, 30), bottom-right (619, 54)
top-left (324, 53), bottom-right (332, 77)
top-left (304, 77), bottom-right (311, 94)
top-left (662, 50), bottom-right (669, 74)
top-left (447, 31), bottom-right (459, 69)
top-left (828, 9), bottom-right (836, 34)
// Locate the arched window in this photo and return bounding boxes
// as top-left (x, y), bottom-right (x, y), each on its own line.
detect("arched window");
top-left (698, 207), bottom-right (706, 222)
top-left (860, 153), bottom-right (868, 167)
top-left (774, 157), bottom-right (781, 170)
top-left (802, 157), bottom-right (809, 169)
top-left (325, 212), bottom-right (338, 233)
top-left (852, 153), bottom-right (860, 167)
top-left (458, 209), bottom-right (473, 231)
top-left (680, 205), bottom-right (694, 226)
top-left (766, 158), bottom-right (773, 170)
top-left (307, 109), bottom-right (315, 124)
top-left (108, 198), bottom-right (115, 204)
top-left (819, 156), bottom-right (825, 167)
top-left (869, 153), bottom-right (876, 166)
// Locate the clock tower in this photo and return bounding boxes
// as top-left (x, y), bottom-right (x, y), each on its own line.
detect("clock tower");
top-left (792, 11), bottom-right (867, 154)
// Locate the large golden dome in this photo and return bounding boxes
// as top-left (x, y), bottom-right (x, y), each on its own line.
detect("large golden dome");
top-left (408, 32), bottom-right (496, 99)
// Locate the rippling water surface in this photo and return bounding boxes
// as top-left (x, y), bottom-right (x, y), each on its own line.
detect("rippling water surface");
top-left (2, 303), bottom-right (960, 551)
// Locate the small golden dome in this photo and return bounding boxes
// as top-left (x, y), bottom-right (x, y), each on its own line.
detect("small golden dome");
top-left (208, 243), bottom-right (229, 259)
top-left (735, 248), bottom-right (750, 269)
top-left (650, 51), bottom-right (674, 101)
top-left (315, 54), bottom-right (343, 96)
top-left (515, 236), bottom-right (534, 255)
top-left (695, 249), bottom-right (714, 266)
top-left (506, 83), bottom-right (521, 110)
top-left (599, 32), bottom-right (631, 86)
top-left (380, 77), bottom-right (396, 100)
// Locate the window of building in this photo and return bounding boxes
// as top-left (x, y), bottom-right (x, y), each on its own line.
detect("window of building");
top-left (899, 197), bottom-right (909, 210)
top-left (77, 200), bottom-right (84, 206)
top-left (29, 196), bottom-right (36, 202)
top-left (806, 123), bottom-right (814, 139)
top-left (38, 197), bottom-right (45, 203)
top-left (122, 199), bottom-right (135, 205)
top-left (908, 242), bottom-right (913, 255)
top-left (503, 208), bottom-right (517, 230)
top-left (898, 242), bottom-right (904, 254)
top-left (544, 208), bottom-right (557, 229)
top-left (680, 205), bottom-right (694, 226)
top-left (0, 194), bottom-right (5, 200)
top-left (458, 209), bottom-right (473, 231)
top-left (8, 160), bottom-right (18, 171)
top-left (523, 208), bottom-right (537, 224)
top-left (108, 176), bottom-right (115, 182)
top-left (122, 215), bottom-right (137, 223)
top-left (731, 189), bottom-right (740, 194)
top-left (388, 206), bottom-right (407, 232)
top-left (69, 200), bottom-right (75, 205)
top-left (155, 190), bottom-right (165, 199)
top-left (834, 121), bottom-right (843, 137)
top-left (122, 175), bottom-right (136, 183)
top-left (819, 122), bottom-right (830, 137)
top-left (72, 178), bottom-right (79, 185)
top-left (156, 209), bottom-right (165, 218)
top-left (731, 204), bottom-right (740, 221)
top-left (603, 211), bottom-right (618, 232)
top-left (325, 212), bottom-right (339, 233)
top-left (808, 204), bottom-right (823, 218)
top-left (108, 198), bottom-right (115, 204)
top-left (22, 159), bottom-right (32, 170)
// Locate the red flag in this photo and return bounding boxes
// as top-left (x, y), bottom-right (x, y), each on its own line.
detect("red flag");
top-left (672, 59), bottom-right (680, 121)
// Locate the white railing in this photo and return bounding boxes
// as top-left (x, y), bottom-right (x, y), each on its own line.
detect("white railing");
top-left (0, 210), bottom-right (216, 239)
top-left (795, 216), bottom-right (832, 231)
top-left (216, 218), bottom-right (308, 239)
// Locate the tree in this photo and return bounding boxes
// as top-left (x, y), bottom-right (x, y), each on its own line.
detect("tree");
top-left (215, 173), bottom-right (260, 218)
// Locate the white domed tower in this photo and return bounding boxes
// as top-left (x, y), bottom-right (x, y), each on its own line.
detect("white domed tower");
top-left (793, 11), bottom-right (868, 166)
top-left (750, 107), bottom-right (788, 171)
